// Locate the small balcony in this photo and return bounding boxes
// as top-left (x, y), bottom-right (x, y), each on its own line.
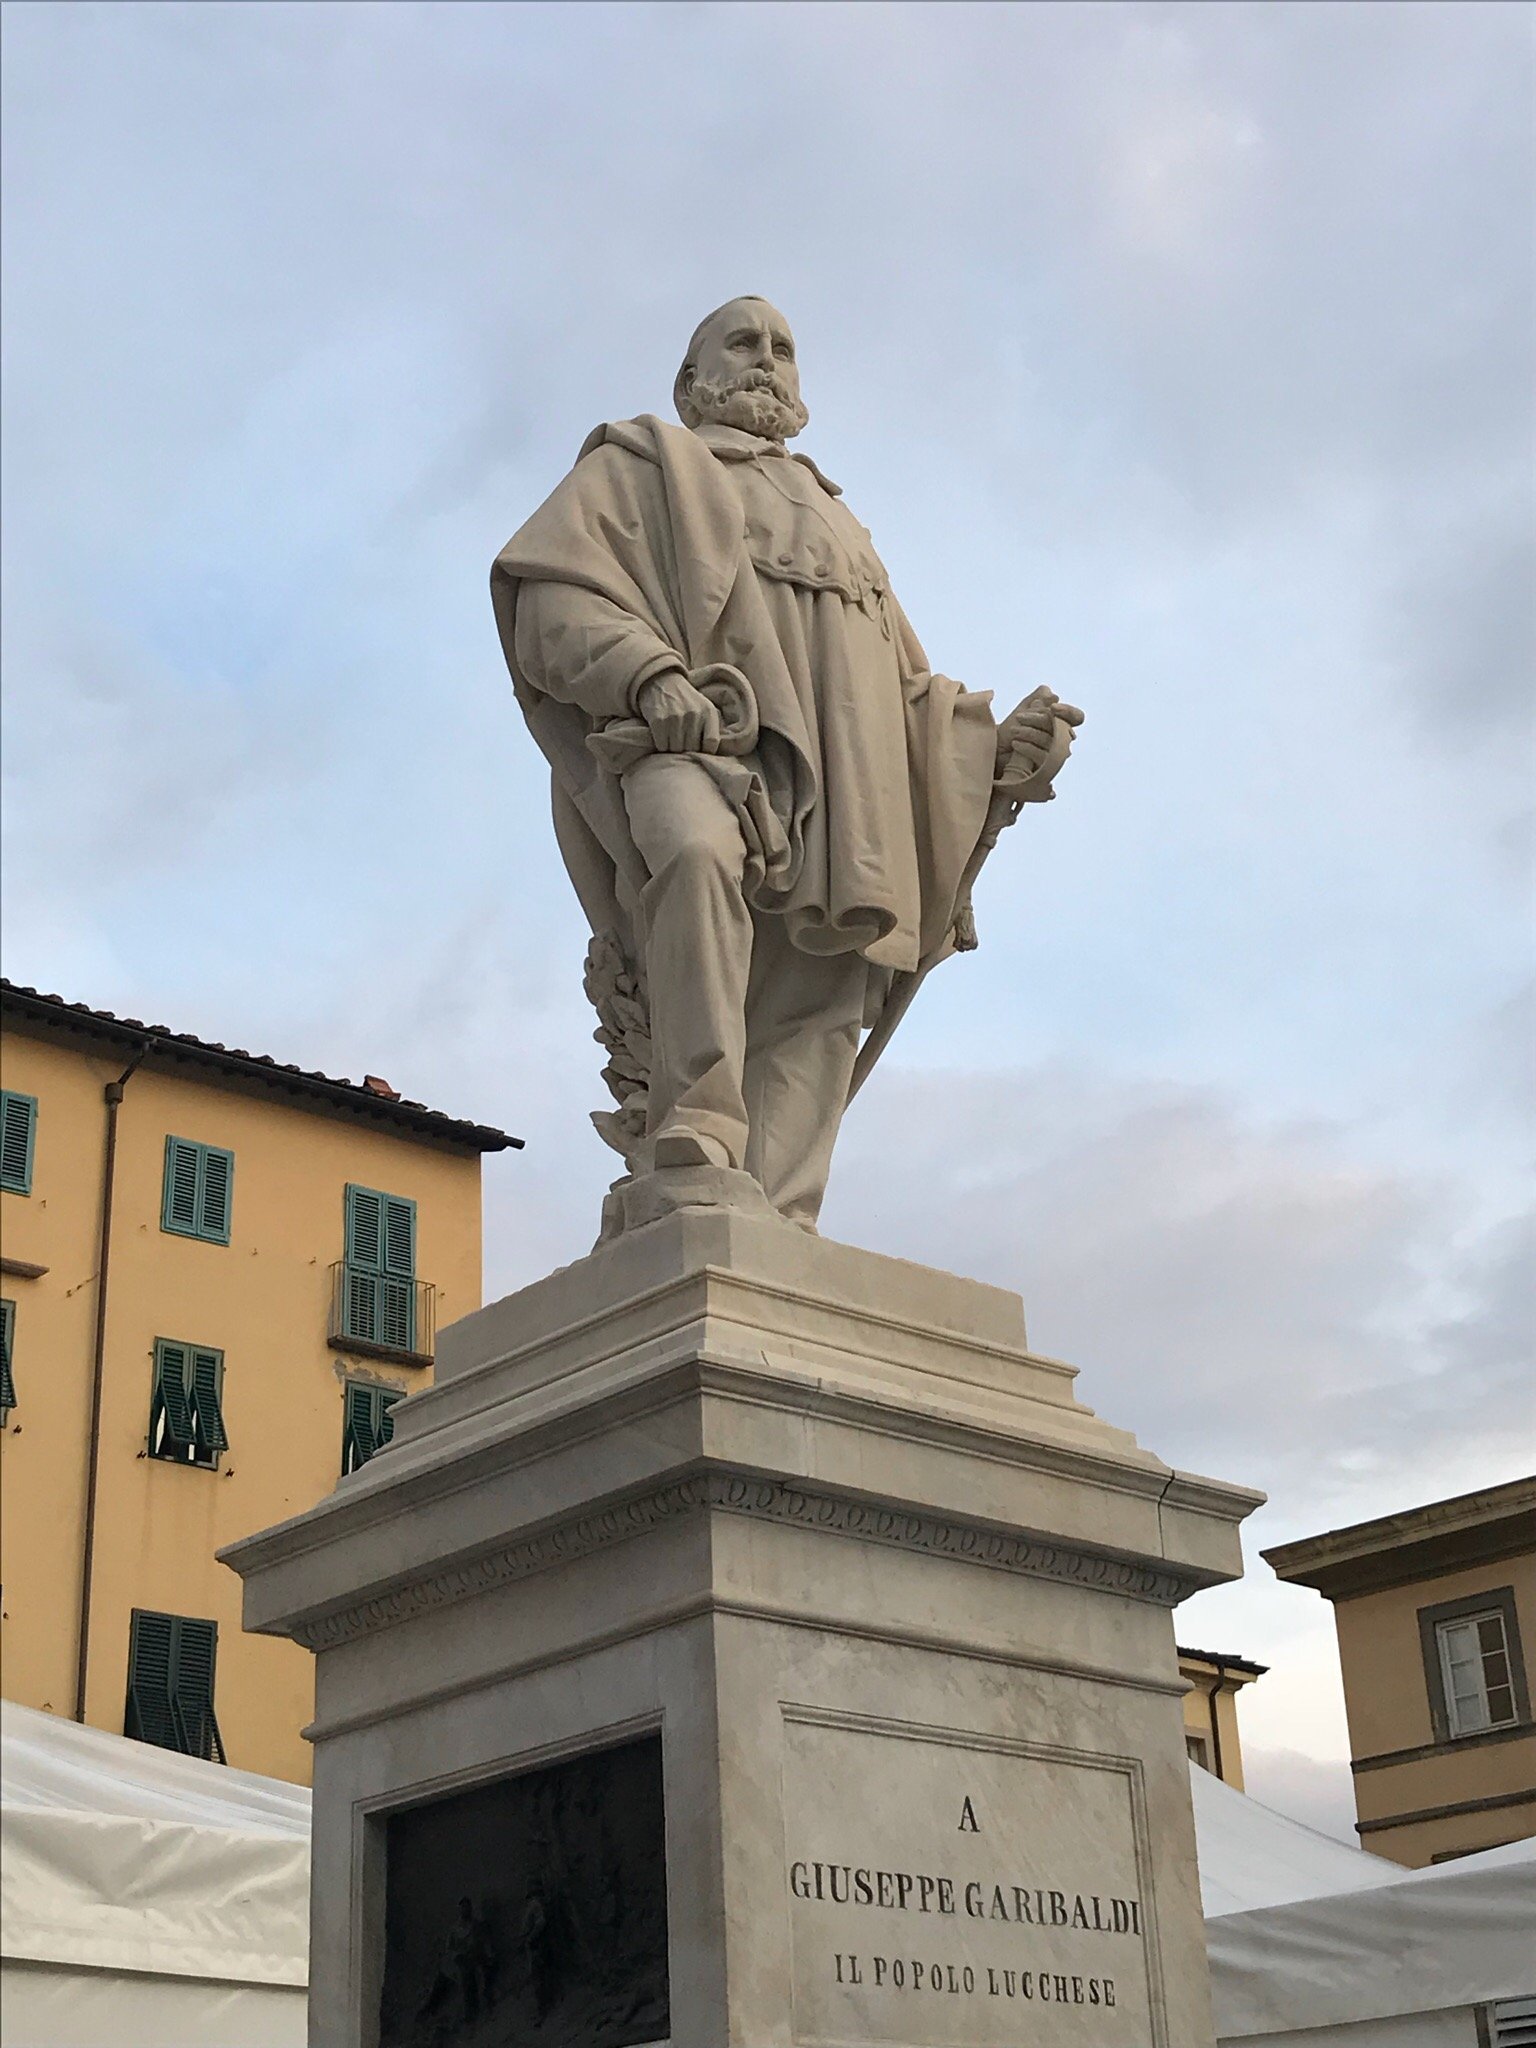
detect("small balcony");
top-left (328, 1262), bottom-right (436, 1367)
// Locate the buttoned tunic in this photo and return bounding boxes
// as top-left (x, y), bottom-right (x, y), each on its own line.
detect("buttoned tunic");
top-left (504, 419), bottom-right (996, 978)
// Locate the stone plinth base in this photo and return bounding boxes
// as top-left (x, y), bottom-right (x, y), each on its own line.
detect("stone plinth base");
top-left (222, 1210), bottom-right (1261, 2048)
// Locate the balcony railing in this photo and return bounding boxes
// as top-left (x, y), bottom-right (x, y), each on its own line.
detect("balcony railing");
top-left (328, 1262), bottom-right (436, 1366)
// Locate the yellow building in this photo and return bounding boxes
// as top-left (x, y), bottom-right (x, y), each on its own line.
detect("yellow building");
top-left (1266, 1477), bottom-right (1535, 1865)
top-left (1178, 1644), bottom-right (1264, 1788)
top-left (0, 980), bottom-right (519, 1783)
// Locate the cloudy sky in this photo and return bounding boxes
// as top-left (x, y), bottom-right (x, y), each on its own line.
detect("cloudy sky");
top-left (3, 0), bottom-right (1531, 1840)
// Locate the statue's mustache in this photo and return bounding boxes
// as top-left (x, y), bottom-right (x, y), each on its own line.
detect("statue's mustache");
top-left (713, 366), bottom-right (794, 402)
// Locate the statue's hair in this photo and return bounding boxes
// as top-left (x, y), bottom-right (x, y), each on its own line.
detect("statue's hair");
top-left (674, 296), bottom-right (774, 427)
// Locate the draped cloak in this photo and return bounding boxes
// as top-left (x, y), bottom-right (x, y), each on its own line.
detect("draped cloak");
top-left (490, 414), bottom-right (997, 1000)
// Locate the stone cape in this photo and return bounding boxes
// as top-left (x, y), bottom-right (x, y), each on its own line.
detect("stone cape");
top-left (490, 413), bottom-right (996, 983)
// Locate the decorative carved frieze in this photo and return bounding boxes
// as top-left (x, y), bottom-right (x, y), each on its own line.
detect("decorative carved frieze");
top-left (710, 1476), bottom-right (1196, 1607)
top-left (290, 1474), bottom-right (1197, 1651)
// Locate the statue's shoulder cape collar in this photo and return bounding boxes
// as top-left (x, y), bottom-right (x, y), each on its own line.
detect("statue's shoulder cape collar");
top-left (577, 416), bottom-right (841, 496)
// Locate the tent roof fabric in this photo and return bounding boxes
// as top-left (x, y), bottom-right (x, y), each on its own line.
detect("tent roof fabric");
top-left (1195, 1764), bottom-right (1536, 2038)
top-left (2, 1702), bottom-right (310, 1835)
top-left (4, 1700), bottom-right (1531, 2035)
top-left (1207, 1839), bottom-right (1536, 2038)
top-left (1, 1703), bottom-right (310, 1987)
top-left (1190, 1757), bottom-right (1404, 1917)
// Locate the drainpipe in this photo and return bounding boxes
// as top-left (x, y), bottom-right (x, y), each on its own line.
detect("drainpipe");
top-left (1204, 1665), bottom-right (1228, 1783)
top-left (73, 1042), bottom-right (147, 1724)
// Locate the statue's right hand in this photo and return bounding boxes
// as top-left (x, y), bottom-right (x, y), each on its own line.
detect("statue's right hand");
top-left (635, 671), bottom-right (722, 754)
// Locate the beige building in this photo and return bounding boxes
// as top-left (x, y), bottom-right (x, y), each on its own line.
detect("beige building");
top-left (1266, 1477), bottom-right (1535, 1865)
top-left (1178, 1644), bottom-right (1264, 1788)
top-left (0, 980), bottom-right (518, 1782)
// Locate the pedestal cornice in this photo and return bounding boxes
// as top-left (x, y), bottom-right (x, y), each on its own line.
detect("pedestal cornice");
top-left (282, 1468), bottom-right (1208, 1655)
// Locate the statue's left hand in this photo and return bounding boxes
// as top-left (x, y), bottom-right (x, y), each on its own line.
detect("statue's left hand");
top-left (995, 687), bottom-right (1083, 789)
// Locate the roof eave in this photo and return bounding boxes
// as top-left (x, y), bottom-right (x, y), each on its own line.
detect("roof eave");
top-left (0, 984), bottom-right (523, 1156)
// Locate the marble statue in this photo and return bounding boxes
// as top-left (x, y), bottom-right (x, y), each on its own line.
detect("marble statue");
top-left (239, 338), bottom-right (1242, 2048)
top-left (492, 297), bottom-right (1081, 1236)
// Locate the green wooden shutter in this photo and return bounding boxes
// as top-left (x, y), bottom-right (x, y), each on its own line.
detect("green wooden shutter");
top-left (0, 1091), bottom-right (38, 1195)
top-left (162, 1138), bottom-right (201, 1234)
top-left (0, 1299), bottom-right (15, 1420)
top-left (381, 1196), bottom-right (416, 1277)
top-left (170, 1617), bottom-right (220, 1760)
top-left (126, 1610), bottom-right (177, 1749)
top-left (198, 1146), bottom-right (233, 1244)
top-left (342, 1381), bottom-right (377, 1472)
top-left (153, 1340), bottom-right (194, 1445)
top-left (345, 1186), bottom-right (384, 1271)
top-left (127, 1612), bottom-right (222, 1760)
top-left (345, 1265), bottom-right (377, 1342)
top-left (342, 1383), bottom-right (404, 1473)
top-left (377, 1388), bottom-right (402, 1446)
top-left (163, 1139), bottom-right (233, 1242)
top-left (346, 1188), bottom-right (415, 1275)
top-left (380, 1201), bottom-right (416, 1348)
top-left (378, 1280), bottom-right (414, 1353)
top-left (345, 1189), bottom-right (416, 1351)
top-left (190, 1347), bottom-right (228, 1454)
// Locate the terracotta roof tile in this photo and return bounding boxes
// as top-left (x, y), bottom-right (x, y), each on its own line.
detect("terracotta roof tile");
top-left (1176, 1644), bottom-right (1268, 1677)
top-left (0, 979), bottom-right (522, 1154)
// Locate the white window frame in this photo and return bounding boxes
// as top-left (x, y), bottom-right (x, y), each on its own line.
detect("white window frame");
top-left (1435, 1609), bottom-right (1516, 1738)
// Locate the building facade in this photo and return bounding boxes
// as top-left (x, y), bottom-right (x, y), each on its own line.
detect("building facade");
top-left (1266, 1477), bottom-right (1535, 1865)
top-left (1178, 1644), bottom-right (1264, 1788)
top-left (0, 982), bottom-right (518, 1784)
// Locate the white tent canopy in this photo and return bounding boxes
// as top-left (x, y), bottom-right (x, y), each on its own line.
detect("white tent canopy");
top-left (2, 1703), bottom-right (1531, 2047)
top-left (1, 1701), bottom-right (307, 2047)
top-left (1194, 1761), bottom-right (1536, 2046)
top-left (1190, 1757), bottom-right (1408, 1916)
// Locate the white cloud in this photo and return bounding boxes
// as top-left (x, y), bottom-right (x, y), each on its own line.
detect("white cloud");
top-left (826, 1065), bottom-right (1534, 1501)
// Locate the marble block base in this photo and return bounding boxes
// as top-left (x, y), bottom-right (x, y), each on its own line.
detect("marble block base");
top-left (222, 1210), bottom-right (1262, 2048)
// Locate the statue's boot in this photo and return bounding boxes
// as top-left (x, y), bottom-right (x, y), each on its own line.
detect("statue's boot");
top-left (652, 1127), bottom-right (733, 1170)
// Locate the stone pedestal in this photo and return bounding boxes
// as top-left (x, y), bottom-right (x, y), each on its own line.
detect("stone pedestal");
top-left (222, 1210), bottom-right (1261, 2048)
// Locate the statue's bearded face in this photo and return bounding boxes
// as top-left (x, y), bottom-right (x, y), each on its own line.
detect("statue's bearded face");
top-left (677, 298), bottom-right (809, 442)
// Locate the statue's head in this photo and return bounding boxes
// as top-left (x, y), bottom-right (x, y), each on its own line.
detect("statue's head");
top-left (674, 296), bottom-right (809, 442)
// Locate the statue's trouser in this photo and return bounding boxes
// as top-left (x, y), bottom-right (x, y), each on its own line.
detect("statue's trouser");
top-left (623, 754), bottom-right (867, 1228)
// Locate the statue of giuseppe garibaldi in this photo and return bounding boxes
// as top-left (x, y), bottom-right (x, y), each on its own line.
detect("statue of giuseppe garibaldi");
top-left (492, 296), bottom-right (1081, 1240)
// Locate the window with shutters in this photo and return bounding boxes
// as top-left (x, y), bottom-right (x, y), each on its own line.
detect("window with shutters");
top-left (149, 1338), bottom-right (228, 1467)
top-left (1419, 1585), bottom-right (1530, 1743)
top-left (338, 1184), bottom-right (419, 1354)
top-left (125, 1609), bottom-right (225, 1762)
top-left (1, 1090), bottom-right (38, 1195)
top-left (161, 1136), bottom-right (234, 1244)
top-left (341, 1381), bottom-right (404, 1476)
top-left (0, 1298), bottom-right (15, 1422)
top-left (1437, 1611), bottom-right (1518, 1736)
